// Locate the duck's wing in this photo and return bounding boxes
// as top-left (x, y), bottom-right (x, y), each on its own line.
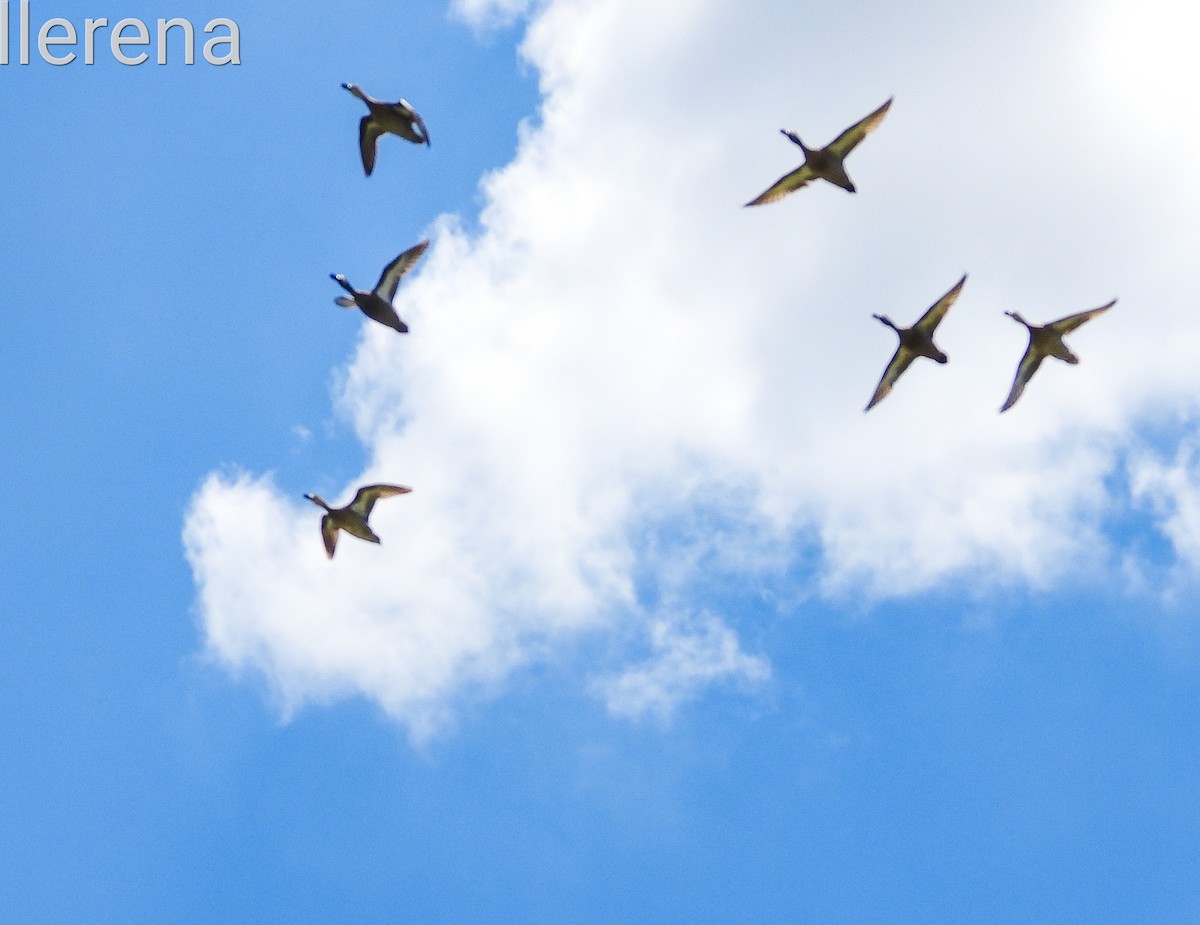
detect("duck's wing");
top-left (914, 273), bottom-right (967, 334)
top-left (744, 163), bottom-right (817, 207)
top-left (358, 116), bottom-right (383, 176)
top-left (376, 240), bottom-right (431, 301)
top-left (1000, 344), bottom-right (1045, 413)
top-left (865, 346), bottom-right (915, 411)
top-left (827, 97), bottom-right (893, 160)
top-left (1048, 299), bottom-right (1116, 335)
top-left (411, 107), bottom-right (431, 147)
top-left (349, 483), bottom-right (413, 518)
top-left (320, 515), bottom-right (339, 559)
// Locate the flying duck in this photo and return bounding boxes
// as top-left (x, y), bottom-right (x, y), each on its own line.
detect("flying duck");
top-left (865, 274), bottom-right (966, 411)
top-left (745, 97), bottom-right (892, 206)
top-left (304, 484), bottom-right (413, 559)
top-left (342, 82), bottom-right (430, 176)
top-left (999, 300), bottom-right (1116, 413)
top-left (330, 240), bottom-right (430, 334)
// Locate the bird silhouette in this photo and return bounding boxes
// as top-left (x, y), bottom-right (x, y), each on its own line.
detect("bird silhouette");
top-left (342, 82), bottom-right (430, 176)
top-left (999, 300), bottom-right (1116, 413)
top-left (745, 97), bottom-right (892, 206)
top-left (865, 274), bottom-right (966, 411)
top-left (304, 484), bottom-right (413, 559)
top-left (330, 240), bottom-right (430, 334)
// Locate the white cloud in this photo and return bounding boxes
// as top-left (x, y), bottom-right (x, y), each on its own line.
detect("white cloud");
top-left (598, 615), bottom-right (771, 722)
top-left (1129, 440), bottom-right (1200, 572)
top-left (185, 0), bottom-right (1200, 737)
top-left (451, 0), bottom-right (534, 30)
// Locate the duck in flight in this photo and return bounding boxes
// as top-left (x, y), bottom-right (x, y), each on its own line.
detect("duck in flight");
top-left (304, 484), bottom-right (413, 559)
top-left (745, 97), bottom-right (892, 206)
top-left (999, 300), bottom-right (1116, 413)
top-left (865, 274), bottom-right (966, 411)
top-left (330, 240), bottom-right (430, 334)
top-left (342, 83), bottom-right (430, 176)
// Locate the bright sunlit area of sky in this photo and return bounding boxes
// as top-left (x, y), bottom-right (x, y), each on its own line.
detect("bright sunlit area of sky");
top-left (4, 0), bottom-right (1200, 920)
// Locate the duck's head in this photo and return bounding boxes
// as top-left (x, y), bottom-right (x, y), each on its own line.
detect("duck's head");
top-left (872, 313), bottom-right (899, 332)
top-left (304, 492), bottom-right (330, 511)
top-left (330, 273), bottom-right (356, 295)
top-left (780, 129), bottom-right (811, 155)
top-left (1005, 310), bottom-right (1031, 329)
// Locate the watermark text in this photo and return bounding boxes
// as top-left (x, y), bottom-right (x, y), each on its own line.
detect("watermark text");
top-left (0, 1), bottom-right (240, 65)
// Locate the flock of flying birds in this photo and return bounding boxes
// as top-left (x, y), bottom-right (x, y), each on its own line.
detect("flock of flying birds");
top-left (304, 89), bottom-right (1116, 559)
top-left (302, 84), bottom-right (432, 560)
top-left (742, 96), bottom-right (1116, 415)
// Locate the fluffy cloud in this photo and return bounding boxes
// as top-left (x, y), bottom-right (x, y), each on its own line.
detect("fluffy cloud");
top-left (1129, 441), bottom-right (1200, 574)
top-left (185, 0), bottom-right (1200, 737)
top-left (598, 615), bottom-right (771, 721)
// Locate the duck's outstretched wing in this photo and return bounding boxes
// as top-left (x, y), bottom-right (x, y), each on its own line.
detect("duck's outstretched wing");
top-left (915, 273), bottom-right (967, 334)
top-left (1000, 344), bottom-right (1045, 413)
top-left (358, 116), bottom-right (382, 176)
top-left (349, 483), bottom-right (413, 518)
top-left (376, 241), bottom-right (431, 301)
top-left (320, 515), bottom-right (339, 559)
top-left (827, 97), bottom-right (893, 159)
top-left (865, 346), bottom-right (915, 411)
top-left (411, 107), bottom-right (431, 147)
top-left (1048, 299), bottom-right (1116, 336)
top-left (744, 162), bottom-right (816, 207)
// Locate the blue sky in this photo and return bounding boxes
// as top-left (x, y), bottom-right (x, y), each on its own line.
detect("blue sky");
top-left (5, 0), bottom-right (1200, 920)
